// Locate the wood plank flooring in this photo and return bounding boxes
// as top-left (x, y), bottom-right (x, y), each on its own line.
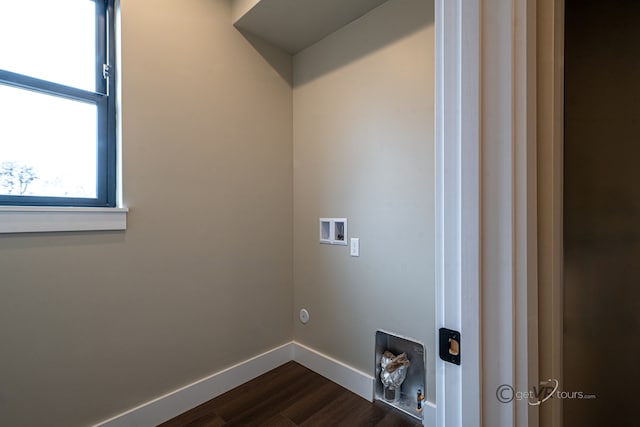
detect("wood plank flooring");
top-left (159, 361), bottom-right (422, 427)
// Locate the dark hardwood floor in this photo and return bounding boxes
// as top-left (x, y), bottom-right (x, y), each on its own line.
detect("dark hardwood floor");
top-left (159, 361), bottom-right (422, 427)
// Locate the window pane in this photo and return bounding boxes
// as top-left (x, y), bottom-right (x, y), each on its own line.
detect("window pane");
top-left (0, 0), bottom-right (98, 91)
top-left (0, 84), bottom-right (97, 198)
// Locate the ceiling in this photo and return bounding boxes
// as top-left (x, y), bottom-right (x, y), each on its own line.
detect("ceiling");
top-left (233, 0), bottom-right (389, 54)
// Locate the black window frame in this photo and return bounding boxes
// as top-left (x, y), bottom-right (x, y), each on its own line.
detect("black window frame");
top-left (0, 0), bottom-right (117, 207)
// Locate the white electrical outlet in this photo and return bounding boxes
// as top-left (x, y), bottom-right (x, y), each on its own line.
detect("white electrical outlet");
top-left (350, 238), bottom-right (360, 257)
top-left (299, 308), bottom-right (310, 324)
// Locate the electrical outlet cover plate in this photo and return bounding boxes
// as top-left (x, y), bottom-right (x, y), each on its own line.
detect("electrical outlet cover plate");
top-left (299, 308), bottom-right (310, 324)
top-left (350, 238), bottom-right (360, 256)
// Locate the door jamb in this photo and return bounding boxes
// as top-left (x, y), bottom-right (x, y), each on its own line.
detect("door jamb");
top-left (435, 0), bottom-right (539, 425)
top-left (537, 0), bottom-right (564, 425)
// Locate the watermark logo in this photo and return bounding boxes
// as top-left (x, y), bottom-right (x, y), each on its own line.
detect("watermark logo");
top-left (496, 379), bottom-right (595, 406)
top-left (528, 379), bottom-right (559, 406)
top-left (496, 384), bottom-right (515, 403)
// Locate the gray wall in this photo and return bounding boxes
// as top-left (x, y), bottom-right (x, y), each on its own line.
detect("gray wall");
top-left (0, 0), bottom-right (437, 424)
top-left (0, 1), bottom-right (293, 426)
top-left (564, 0), bottom-right (640, 425)
top-left (292, 0), bottom-right (436, 404)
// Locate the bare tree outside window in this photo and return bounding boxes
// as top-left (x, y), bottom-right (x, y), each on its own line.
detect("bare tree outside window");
top-left (0, 161), bottom-right (38, 195)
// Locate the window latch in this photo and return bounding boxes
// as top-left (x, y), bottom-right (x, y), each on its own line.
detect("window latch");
top-left (102, 64), bottom-right (112, 80)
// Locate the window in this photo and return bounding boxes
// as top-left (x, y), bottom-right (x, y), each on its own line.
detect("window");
top-left (0, 0), bottom-right (116, 207)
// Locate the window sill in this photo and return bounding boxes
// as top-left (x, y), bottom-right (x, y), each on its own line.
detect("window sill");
top-left (0, 206), bottom-right (128, 234)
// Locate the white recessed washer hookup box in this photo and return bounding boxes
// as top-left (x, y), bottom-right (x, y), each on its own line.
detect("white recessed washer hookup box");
top-left (319, 218), bottom-right (347, 245)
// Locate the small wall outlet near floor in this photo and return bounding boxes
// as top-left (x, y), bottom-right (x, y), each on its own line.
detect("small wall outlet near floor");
top-left (319, 218), bottom-right (347, 245)
top-left (299, 308), bottom-right (310, 324)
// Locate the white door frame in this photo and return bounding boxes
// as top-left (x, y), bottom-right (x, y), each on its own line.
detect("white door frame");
top-left (537, 0), bottom-right (564, 426)
top-left (435, 1), bottom-right (539, 426)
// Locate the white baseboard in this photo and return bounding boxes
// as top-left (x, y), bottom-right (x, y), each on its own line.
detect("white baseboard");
top-left (422, 400), bottom-right (436, 427)
top-left (93, 342), bottom-right (294, 427)
top-left (93, 341), bottom-right (436, 427)
top-left (291, 341), bottom-right (374, 402)
top-left (292, 342), bottom-right (435, 426)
